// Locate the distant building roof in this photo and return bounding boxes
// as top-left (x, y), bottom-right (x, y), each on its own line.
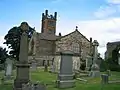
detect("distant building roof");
top-left (107, 41), bottom-right (120, 46)
top-left (37, 33), bottom-right (60, 40)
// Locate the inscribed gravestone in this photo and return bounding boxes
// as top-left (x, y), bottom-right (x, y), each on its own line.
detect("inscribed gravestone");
top-left (56, 50), bottom-right (75, 88)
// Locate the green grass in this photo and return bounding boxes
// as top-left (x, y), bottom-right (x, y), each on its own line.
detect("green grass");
top-left (0, 69), bottom-right (120, 90)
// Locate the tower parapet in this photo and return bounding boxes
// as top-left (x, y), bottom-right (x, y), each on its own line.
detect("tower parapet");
top-left (41, 10), bottom-right (57, 34)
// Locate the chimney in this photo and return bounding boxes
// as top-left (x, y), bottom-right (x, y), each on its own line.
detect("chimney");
top-left (59, 33), bottom-right (61, 36)
top-left (54, 12), bottom-right (57, 20)
top-left (90, 37), bottom-right (92, 42)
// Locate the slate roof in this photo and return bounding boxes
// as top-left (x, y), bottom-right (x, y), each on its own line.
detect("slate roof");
top-left (36, 29), bottom-right (90, 42)
top-left (107, 41), bottom-right (120, 46)
top-left (37, 33), bottom-right (60, 40)
top-left (56, 29), bottom-right (90, 42)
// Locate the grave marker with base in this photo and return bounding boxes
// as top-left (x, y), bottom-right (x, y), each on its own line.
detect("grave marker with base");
top-left (89, 40), bottom-right (100, 77)
top-left (56, 50), bottom-right (75, 88)
top-left (13, 22), bottom-right (30, 90)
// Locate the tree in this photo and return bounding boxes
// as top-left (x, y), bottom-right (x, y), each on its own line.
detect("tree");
top-left (4, 22), bottom-right (35, 61)
top-left (0, 47), bottom-right (8, 64)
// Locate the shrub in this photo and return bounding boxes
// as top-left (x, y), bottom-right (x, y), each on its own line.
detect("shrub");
top-left (100, 60), bottom-right (108, 72)
top-left (106, 58), bottom-right (120, 72)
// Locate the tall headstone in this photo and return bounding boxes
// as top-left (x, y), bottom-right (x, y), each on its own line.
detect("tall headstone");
top-left (5, 58), bottom-right (13, 78)
top-left (14, 22), bottom-right (30, 90)
top-left (56, 50), bottom-right (75, 88)
top-left (85, 55), bottom-right (92, 71)
top-left (44, 60), bottom-right (48, 72)
top-left (31, 55), bottom-right (37, 71)
top-left (50, 58), bottom-right (55, 73)
top-left (89, 40), bottom-right (100, 77)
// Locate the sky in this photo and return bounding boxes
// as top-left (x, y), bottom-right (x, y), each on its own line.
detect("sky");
top-left (0, 0), bottom-right (120, 58)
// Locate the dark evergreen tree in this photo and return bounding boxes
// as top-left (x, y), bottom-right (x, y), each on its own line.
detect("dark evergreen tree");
top-left (0, 47), bottom-right (8, 64)
top-left (4, 22), bottom-right (35, 61)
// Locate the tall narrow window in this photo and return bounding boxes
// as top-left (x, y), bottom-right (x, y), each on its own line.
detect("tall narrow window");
top-left (72, 43), bottom-right (80, 53)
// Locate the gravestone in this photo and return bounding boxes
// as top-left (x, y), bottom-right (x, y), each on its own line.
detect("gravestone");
top-left (50, 58), bottom-right (55, 73)
top-left (101, 74), bottom-right (109, 84)
top-left (22, 82), bottom-right (46, 90)
top-left (14, 22), bottom-right (30, 90)
top-left (31, 55), bottom-right (37, 71)
top-left (89, 40), bottom-right (100, 77)
top-left (56, 50), bottom-right (75, 88)
top-left (106, 70), bottom-right (111, 76)
top-left (4, 58), bottom-right (13, 79)
top-left (31, 63), bottom-right (37, 71)
top-left (85, 55), bottom-right (92, 71)
top-left (1, 58), bottom-right (13, 84)
top-left (50, 63), bottom-right (55, 73)
top-left (44, 60), bottom-right (48, 72)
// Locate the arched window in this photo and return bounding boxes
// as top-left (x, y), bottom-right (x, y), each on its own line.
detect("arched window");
top-left (71, 43), bottom-right (80, 53)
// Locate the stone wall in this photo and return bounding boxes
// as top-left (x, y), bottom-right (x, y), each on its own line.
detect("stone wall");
top-left (35, 39), bottom-right (55, 56)
top-left (54, 55), bottom-right (81, 72)
top-left (28, 55), bottom-right (54, 66)
top-left (105, 42), bottom-right (120, 59)
top-left (56, 30), bottom-right (91, 60)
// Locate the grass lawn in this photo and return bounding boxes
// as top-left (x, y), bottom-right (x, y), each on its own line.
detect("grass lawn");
top-left (0, 69), bottom-right (120, 90)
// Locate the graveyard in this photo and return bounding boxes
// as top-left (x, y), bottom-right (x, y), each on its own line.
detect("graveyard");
top-left (0, 16), bottom-right (120, 90)
top-left (1, 2), bottom-right (120, 90)
top-left (0, 68), bottom-right (120, 90)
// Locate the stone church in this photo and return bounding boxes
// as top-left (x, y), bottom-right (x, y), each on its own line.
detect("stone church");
top-left (28, 10), bottom-right (94, 71)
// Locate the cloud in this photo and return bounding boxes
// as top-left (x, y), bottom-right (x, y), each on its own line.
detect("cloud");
top-left (94, 0), bottom-right (120, 18)
top-left (0, 36), bottom-right (5, 48)
top-left (0, 36), bottom-right (8, 51)
top-left (107, 0), bottom-right (120, 4)
top-left (51, 0), bottom-right (62, 3)
top-left (76, 17), bottom-right (120, 58)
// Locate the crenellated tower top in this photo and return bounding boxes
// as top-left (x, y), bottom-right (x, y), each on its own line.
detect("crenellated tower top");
top-left (41, 10), bottom-right (57, 35)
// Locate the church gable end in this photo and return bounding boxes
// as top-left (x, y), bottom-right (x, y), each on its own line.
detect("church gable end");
top-left (55, 29), bottom-right (91, 58)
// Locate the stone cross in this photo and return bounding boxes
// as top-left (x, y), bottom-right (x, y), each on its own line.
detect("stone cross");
top-left (56, 50), bottom-right (75, 88)
top-left (93, 40), bottom-right (99, 64)
top-left (89, 40), bottom-right (100, 77)
top-left (14, 22), bottom-right (30, 90)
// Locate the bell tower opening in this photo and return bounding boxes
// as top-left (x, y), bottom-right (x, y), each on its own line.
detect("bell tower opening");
top-left (41, 10), bottom-right (57, 35)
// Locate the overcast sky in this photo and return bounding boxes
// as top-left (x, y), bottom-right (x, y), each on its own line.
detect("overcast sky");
top-left (0, 0), bottom-right (120, 58)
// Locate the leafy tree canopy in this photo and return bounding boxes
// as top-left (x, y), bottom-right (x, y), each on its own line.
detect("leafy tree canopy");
top-left (4, 22), bottom-right (35, 61)
top-left (0, 47), bottom-right (8, 64)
